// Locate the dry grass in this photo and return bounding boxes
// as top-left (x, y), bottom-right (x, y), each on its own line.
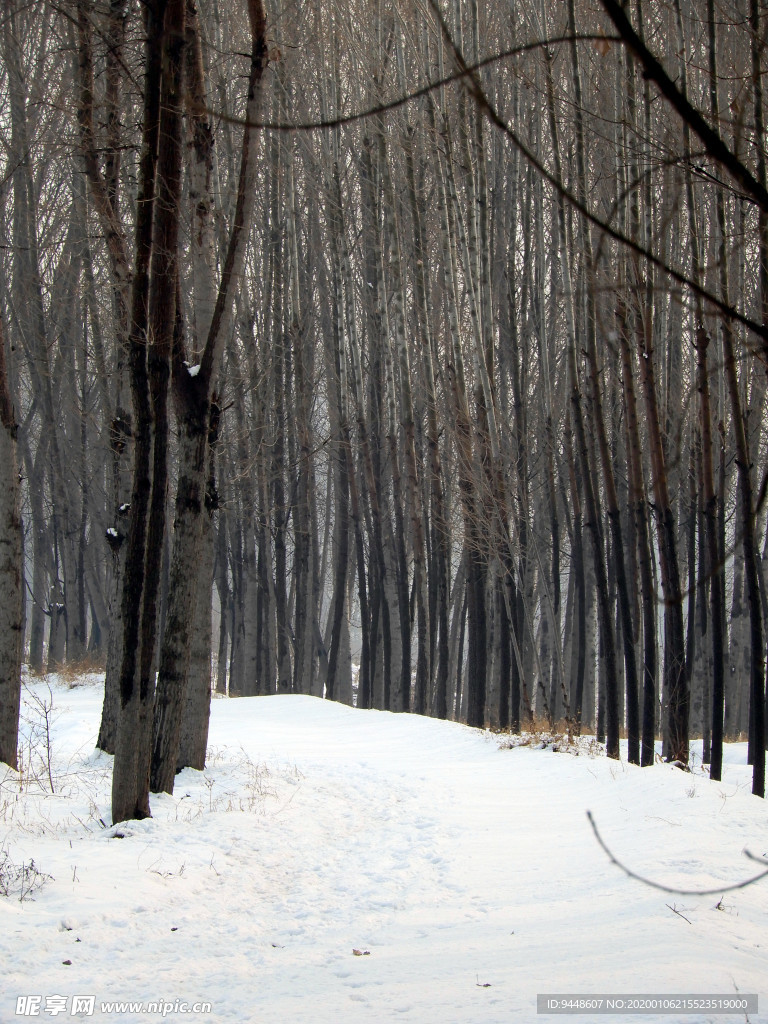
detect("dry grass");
top-left (495, 720), bottom-right (605, 757)
top-left (50, 654), bottom-right (107, 686)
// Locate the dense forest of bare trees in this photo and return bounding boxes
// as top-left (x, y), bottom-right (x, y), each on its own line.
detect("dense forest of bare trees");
top-left (1, 0), bottom-right (767, 818)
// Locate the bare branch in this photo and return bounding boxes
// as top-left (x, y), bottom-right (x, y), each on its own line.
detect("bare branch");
top-left (425, 0), bottom-right (768, 351)
top-left (587, 811), bottom-right (768, 896)
top-left (598, 0), bottom-right (768, 215)
top-left (191, 37), bottom-right (619, 132)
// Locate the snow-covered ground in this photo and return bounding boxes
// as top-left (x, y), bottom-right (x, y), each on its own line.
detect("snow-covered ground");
top-left (1, 674), bottom-right (767, 1023)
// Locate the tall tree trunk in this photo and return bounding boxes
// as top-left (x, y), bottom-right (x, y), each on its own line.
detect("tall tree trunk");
top-left (696, 328), bottom-right (726, 780)
top-left (111, 0), bottom-right (177, 823)
top-left (177, 403), bottom-right (219, 770)
top-left (0, 313), bottom-right (23, 769)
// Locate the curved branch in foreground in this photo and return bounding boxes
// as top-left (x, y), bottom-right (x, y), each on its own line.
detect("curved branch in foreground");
top-left (193, 36), bottom-right (619, 132)
top-left (587, 811), bottom-right (768, 896)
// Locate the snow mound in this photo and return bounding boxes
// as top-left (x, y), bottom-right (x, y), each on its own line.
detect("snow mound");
top-left (1, 678), bottom-right (766, 1023)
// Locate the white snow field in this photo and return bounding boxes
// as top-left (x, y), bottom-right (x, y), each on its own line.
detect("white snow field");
top-left (1, 674), bottom-right (767, 1024)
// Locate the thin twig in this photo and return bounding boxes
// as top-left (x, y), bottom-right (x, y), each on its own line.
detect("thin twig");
top-left (666, 902), bottom-right (692, 924)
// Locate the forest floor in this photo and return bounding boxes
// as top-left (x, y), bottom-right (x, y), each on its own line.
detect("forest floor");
top-left (1, 673), bottom-right (767, 1023)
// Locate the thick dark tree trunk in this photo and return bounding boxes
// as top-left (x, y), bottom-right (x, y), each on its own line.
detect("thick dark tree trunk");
top-left (618, 314), bottom-right (656, 766)
top-left (150, 364), bottom-right (208, 793)
top-left (112, 0), bottom-right (181, 823)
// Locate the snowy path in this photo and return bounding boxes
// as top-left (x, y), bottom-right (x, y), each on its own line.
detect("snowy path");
top-left (1, 679), bottom-right (767, 1022)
